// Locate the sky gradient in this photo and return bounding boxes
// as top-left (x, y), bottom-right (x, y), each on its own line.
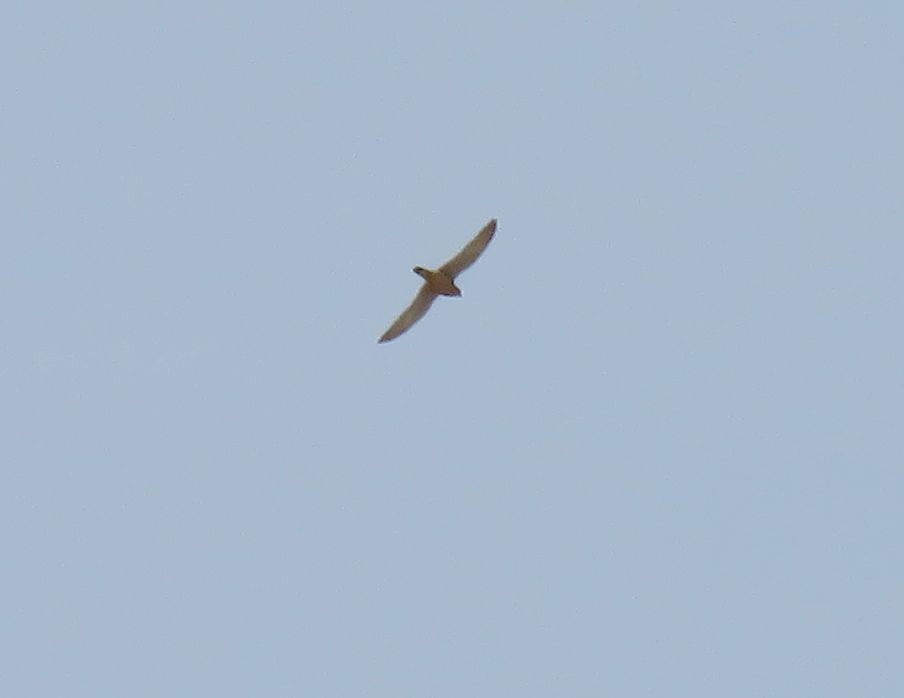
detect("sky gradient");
top-left (3, 2), bottom-right (902, 696)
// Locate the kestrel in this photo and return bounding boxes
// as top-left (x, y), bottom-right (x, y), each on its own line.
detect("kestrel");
top-left (378, 218), bottom-right (497, 343)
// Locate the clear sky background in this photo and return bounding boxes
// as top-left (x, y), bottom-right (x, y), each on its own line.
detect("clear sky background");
top-left (3, 2), bottom-right (902, 696)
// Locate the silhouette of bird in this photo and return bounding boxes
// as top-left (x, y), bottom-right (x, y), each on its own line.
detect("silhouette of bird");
top-left (378, 218), bottom-right (497, 343)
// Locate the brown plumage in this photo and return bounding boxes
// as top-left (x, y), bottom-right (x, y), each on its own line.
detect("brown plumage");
top-left (378, 218), bottom-right (497, 343)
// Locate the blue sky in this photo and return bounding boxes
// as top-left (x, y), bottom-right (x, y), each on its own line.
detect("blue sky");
top-left (3, 2), bottom-right (902, 696)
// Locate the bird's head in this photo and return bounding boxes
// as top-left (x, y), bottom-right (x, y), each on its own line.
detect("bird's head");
top-left (413, 266), bottom-right (428, 279)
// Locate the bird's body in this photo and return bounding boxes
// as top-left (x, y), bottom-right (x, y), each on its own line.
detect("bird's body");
top-left (378, 219), bottom-right (497, 343)
top-left (414, 267), bottom-right (461, 297)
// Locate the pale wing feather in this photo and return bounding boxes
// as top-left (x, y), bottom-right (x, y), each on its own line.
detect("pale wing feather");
top-left (438, 218), bottom-right (497, 279)
top-left (378, 284), bottom-right (438, 343)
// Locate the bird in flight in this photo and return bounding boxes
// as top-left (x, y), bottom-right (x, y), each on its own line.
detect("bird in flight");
top-left (378, 218), bottom-right (497, 343)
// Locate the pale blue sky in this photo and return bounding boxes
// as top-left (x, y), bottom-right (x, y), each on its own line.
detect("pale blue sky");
top-left (2, 2), bottom-right (902, 696)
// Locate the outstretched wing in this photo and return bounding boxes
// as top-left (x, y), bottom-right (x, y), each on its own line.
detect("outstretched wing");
top-left (378, 284), bottom-right (438, 343)
top-left (439, 219), bottom-right (497, 279)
